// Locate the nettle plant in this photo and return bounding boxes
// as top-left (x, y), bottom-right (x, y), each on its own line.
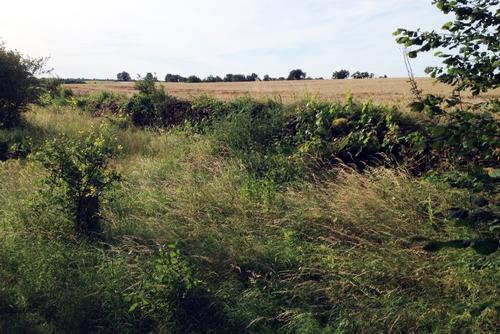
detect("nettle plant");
top-left (36, 124), bottom-right (121, 236)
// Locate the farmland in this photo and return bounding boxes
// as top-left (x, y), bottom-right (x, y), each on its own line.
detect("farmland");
top-left (67, 78), bottom-right (499, 107)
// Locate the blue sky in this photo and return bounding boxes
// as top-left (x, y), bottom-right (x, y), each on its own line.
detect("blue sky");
top-left (1, 0), bottom-right (447, 79)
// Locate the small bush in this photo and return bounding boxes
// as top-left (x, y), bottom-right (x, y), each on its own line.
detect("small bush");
top-left (68, 91), bottom-right (127, 116)
top-left (188, 95), bottom-right (228, 126)
top-left (287, 97), bottom-right (423, 169)
top-left (35, 124), bottom-right (121, 236)
top-left (125, 78), bottom-right (192, 127)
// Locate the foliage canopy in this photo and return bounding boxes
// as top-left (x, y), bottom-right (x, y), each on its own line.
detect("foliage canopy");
top-left (395, 0), bottom-right (500, 95)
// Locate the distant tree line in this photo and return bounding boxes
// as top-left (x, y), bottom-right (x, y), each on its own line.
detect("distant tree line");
top-left (331, 69), bottom-right (386, 80)
top-left (115, 69), bottom-right (387, 83)
top-left (163, 73), bottom-right (262, 83)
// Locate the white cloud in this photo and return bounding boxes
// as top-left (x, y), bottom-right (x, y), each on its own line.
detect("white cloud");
top-left (0, 0), bottom-right (446, 78)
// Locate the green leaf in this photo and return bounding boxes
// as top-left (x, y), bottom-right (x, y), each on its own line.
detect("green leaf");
top-left (128, 303), bottom-right (139, 313)
top-left (408, 101), bottom-right (425, 112)
top-left (393, 28), bottom-right (404, 36)
top-left (441, 21), bottom-right (453, 30)
top-left (487, 169), bottom-right (500, 179)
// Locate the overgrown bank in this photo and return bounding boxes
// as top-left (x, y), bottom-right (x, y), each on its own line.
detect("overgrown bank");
top-left (0, 82), bottom-right (498, 332)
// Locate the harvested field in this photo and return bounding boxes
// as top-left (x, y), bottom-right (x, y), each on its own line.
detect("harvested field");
top-left (66, 78), bottom-right (499, 107)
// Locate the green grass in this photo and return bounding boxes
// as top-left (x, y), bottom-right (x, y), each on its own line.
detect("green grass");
top-left (0, 102), bottom-right (498, 333)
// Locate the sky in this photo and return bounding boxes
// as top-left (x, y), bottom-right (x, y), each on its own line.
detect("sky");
top-left (1, 0), bottom-right (448, 79)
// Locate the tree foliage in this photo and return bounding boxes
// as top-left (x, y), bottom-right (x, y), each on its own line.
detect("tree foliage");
top-left (351, 71), bottom-right (374, 79)
top-left (186, 75), bottom-right (202, 83)
top-left (287, 69), bottom-right (306, 80)
top-left (394, 0), bottom-right (499, 95)
top-left (0, 42), bottom-right (47, 128)
top-left (145, 72), bottom-right (158, 82)
top-left (332, 69), bottom-right (350, 79)
top-left (117, 71), bottom-right (131, 81)
top-left (135, 74), bottom-right (158, 95)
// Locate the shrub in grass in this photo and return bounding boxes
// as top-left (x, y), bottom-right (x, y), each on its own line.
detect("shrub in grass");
top-left (125, 77), bottom-right (192, 127)
top-left (290, 96), bottom-right (421, 168)
top-left (35, 124), bottom-right (121, 236)
top-left (71, 91), bottom-right (128, 116)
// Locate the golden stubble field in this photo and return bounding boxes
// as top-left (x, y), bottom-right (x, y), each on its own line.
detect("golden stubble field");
top-left (67, 78), bottom-right (499, 107)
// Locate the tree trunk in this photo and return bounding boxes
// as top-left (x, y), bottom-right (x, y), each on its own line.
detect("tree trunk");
top-left (76, 195), bottom-right (102, 236)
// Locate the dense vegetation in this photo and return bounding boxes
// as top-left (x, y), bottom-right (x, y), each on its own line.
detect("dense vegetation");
top-left (1, 75), bottom-right (498, 332)
top-left (1, 1), bottom-right (498, 333)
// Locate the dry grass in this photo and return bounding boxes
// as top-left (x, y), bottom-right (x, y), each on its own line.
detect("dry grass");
top-left (66, 78), bottom-right (499, 108)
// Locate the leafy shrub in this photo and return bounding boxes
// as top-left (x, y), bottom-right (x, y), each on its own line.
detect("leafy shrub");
top-left (0, 42), bottom-right (47, 128)
top-left (290, 97), bottom-right (418, 167)
top-left (125, 77), bottom-right (192, 127)
top-left (395, 0), bottom-right (499, 95)
top-left (126, 244), bottom-right (202, 328)
top-left (35, 124), bottom-right (121, 236)
top-left (72, 91), bottom-right (127, 116)
top-left (431, 104), bottom-right (499, 168)
top-left (38, 78), bottom-right (75, 107)
top-left (125, 90), bottom-right (191, 128)
top-left (185, 95), bottom-right (230, 129)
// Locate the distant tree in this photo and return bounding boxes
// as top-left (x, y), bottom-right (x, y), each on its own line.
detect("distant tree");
top-left (394, 0), bottom-right (499, 95)
top-left (278, 77), bottom-right (286, 81)
top-left (263, 74), bottom-right (271, 81)
top-left (186, 75), bottom-right (201, 83)
top-left (204, 75), bottom-right (216, 83)
top-left (165, 73), bottom-right (185, 82)
top-left (287, 69), bottom-right (306, 80)
top-left (116, 71), bottom-right (131, 81)
top-left (233, 74), bottom-right (247, 82)
top-left (203, 75), bottom-right (223, 83)
top-left (223, 73), bottom-right (256, 82)
top-left (351, 71), bottom-right (373, 79)
top-left (0, 41), bottom-right (48, 128)
top-left (332, 69), bottom-right (350, 79)
top-left (145, 72), bottom-right (158, 82)
top-left (246, 73), bottom-right (260, 81)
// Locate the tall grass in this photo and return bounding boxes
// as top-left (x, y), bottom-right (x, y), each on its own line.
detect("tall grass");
top-left (0, 101), bottom-right (498, 333)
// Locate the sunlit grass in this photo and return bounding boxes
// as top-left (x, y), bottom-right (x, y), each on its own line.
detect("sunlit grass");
top-left (0, 104), bottom-right (497, 333)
